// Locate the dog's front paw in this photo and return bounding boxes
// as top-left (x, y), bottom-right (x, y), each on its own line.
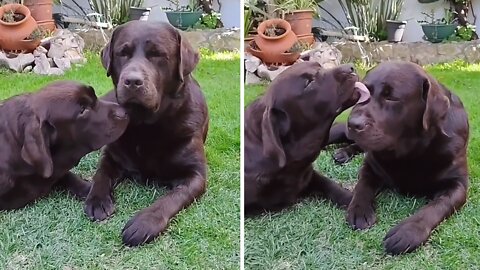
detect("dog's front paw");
top-left (333, 149), bottom-right (353, 164)
top-left (384, 221), bottom-right (429, 255)
top-left (122, 212), bottom-right (168, 247)
top-left (346, 202), bottom-right (376, 230)
top-left (84, 193), bottom-right (115, 221)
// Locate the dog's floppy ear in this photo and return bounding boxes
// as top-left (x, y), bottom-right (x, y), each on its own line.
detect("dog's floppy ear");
top-left (21, 116), bottom-right (53, 178)
top-left (421, 76), bottom-right (450, 135)
top-left (177, 32), bottom-right (199, 83)
top-left (101, 25), bottom-right (122, 77)
top-left (261, 106), bottom-right (290, 168)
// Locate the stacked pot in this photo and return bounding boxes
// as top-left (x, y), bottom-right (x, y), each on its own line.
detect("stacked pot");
top-left (247, 18), bottom-right (300, 66)
top-left (0, 1), bottom-right (55, 53)
top-left (284, 10), bottom-right (315, 45)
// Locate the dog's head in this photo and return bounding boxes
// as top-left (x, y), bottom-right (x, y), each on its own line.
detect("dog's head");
top-left (101, 21), bottom-right (199, 118)
top-left (347, 61), bottom-right (450, 154)
top-left (261, 62), bottom-right (370, 167)
top-left (22, 81), bottom-right (129, 178)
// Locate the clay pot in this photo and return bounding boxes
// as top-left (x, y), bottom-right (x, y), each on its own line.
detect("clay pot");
top-left (7, 39), bottom-right (41, 53)
top-left (284, 10), bottom-right (314, 36)
top-left (0, 4), bottom-right (38, 50)
top-left (37, 19), bottom-right (56, 32)
top-left (297, 33), bottom-right (315, 45)
top-left (247, 41), bottom-right (300, 66)
top-left (254, 18), bottom-right (297, 56)
top-left (24, 0), bottom-right (54, 22)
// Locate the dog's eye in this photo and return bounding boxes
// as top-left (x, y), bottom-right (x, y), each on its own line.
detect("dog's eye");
top-left (79, 105), bottom-right (89, 116)
top-left (147, 50), bottom-right (167, 58)
top-left (381, 85), bottom-right (399, 101)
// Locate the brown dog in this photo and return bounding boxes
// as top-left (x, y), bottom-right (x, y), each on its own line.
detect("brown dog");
top-left (83, 21), bottom-right (209, 247)
top-left (343, 61), bottom-right (469, 255)
top-left (0, 81), bottom-right (129, 210)
top-left (244, 61), bottom-right (370, 215)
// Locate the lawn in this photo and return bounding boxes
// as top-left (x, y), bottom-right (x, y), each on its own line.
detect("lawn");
top-left (244, 61), bottom-right (480, 269)
top-left (0, 50), bottom-right (240, 270)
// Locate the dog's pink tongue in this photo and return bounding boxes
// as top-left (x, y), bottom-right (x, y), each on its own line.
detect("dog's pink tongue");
top-left (355, 82), bottom-right (370, 104)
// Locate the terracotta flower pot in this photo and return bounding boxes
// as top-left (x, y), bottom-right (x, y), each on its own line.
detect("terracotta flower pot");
top-left (285, 10), bottom-right (314, 36)
top-left (254, 18), bottom-right (297, 56)
top-left (37, 19), bottom-right (56, 32)
top-left (247, 41), bottom-right (300, 66)
top-left (6, 38), bottom-right (41, 53)
top-left (24, 0), bottom-right (54, 22)
top-left (297, 33), bottom-right (315, 45)
top-left (0, 4), bottom-right (38, 50)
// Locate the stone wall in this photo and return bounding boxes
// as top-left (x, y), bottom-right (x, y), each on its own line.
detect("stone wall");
top-left (77, 28), bottom-right (240, 52)
top-left (337, 40), bottom-right (480, 66)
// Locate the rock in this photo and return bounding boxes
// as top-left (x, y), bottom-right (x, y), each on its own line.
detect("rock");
top-left (245, 71), bottom-right (262, 85)
top-left (33, 54), bottom-right (51, 75)
top-left (33, 46), bottom-right (48, 57)
top-left (0, 52), bottom-right (34, 72)
top-left (64, 49), bottom-right (86, 65)
top-left (301, 42), bottom-right (342, 69)
top-left (257, 64), bottom-right (291, 81)
top-left (245, 53), bottom-right (261, 72)
top-left (48, 42), bottom-right (66, 58)
top-left (464, 41), bottom-right (480, 63)
top-left (23, 65), bottom-right (33, 73)
top-left (53, 57), bottom-right (71, 71)
top-left (48, 67), bottom-right (64, 75)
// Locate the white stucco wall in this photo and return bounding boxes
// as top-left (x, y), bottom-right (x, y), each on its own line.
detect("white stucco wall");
top-left (54, 0), bottom-right (240, 28)
top-left (318, 0), bottom-right (480, 42)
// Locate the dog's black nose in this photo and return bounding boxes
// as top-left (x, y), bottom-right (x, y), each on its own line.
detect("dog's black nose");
top-left (123, 73), bottom-right (144, 88)
top-left (348, 115), bottom-right (367, 131)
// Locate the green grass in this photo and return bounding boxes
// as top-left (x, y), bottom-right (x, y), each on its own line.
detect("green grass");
top-left (0, 50), bottom-right (240, 270)
top-left (244, 61), bottom-right (480, 269)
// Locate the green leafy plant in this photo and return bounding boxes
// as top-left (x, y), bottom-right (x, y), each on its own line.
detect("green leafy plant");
top-left (418, 8), bottom-right (457, 25)
top-left (287, 40), bottom-right (311, 53)
top-left (201, 11), bottom-right (221, 29)
top-left (456, 24), bottom-right (476, 40)
top-left (244, 0), bottom-right (270, 37)
top-left (25, 28), bottom-right (44, 40)
top-left (342, 0), bottom-right (404, 41)
top-left (165, 0), bottom-right (202, 12)
top-left (274, 0), bottom-right (322, 17)
top-left (90, 0), bottom-right (144, 26)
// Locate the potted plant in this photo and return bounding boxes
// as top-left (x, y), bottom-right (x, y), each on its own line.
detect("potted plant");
top-left (418, 9), bottom-right (457, 43)
top-left (164, 0), bottom-right (203, 30)
top-left (247, 40), bottom-right (302, 66)
top-left (0, 3), bottom-right (38, 51)
top-left (129, 6), bottom-right (150, 21)
top-left (386, 20), bottom-right (407, 42)
top-left (24, 0), bottom-right (55, 32)
top-left (15, 27), bottom-right (43, 52)
top-left (274, 0), bottom-right (321, 44)
top-left (254, 18), bottom-right (298, 56)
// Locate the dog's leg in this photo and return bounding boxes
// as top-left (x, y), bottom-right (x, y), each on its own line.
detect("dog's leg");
top-left (327, 122), bottom-right (364, 164)
top-left (55, 172), bottom-right (91, 200)
top-left (84, 152), bottom-right (122, 221)
top-left (383, 180), bottom-right (467, 255)
top-left (346, 163), bottom-right (383, 230)
top-left (121, 168), bottom-right (206, 247)
top-left (307, 171), bottom-right (353, 208)
top-left (333, 144), bottom-right (363, 164)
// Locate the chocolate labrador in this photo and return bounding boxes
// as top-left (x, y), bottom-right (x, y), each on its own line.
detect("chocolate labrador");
top-left (343, 61), bottom-right (469, 255)
top-left (83, 21), bottom-right (209, 247)
top-left (244, 61), bottom-right (370, 215)
top-left (0, 81), bottom-right (129, 210)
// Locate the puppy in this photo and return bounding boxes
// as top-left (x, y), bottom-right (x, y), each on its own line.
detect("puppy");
top-left (0, 81), bottom-right (129, 210)
top-left (244, 61), bottom-right (370, 214)
top-left (344, 61), bottom-right (469, 255)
